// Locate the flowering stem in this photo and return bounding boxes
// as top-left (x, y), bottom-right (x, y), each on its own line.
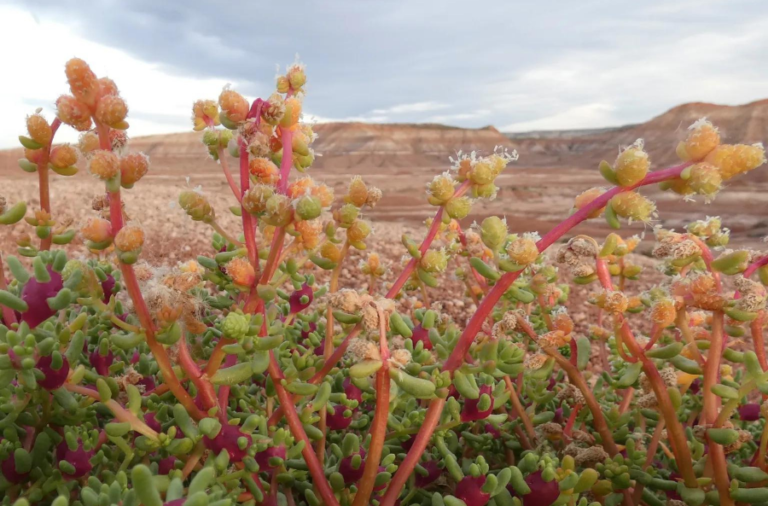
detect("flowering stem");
top-left (217, 147), bottom-right (242, 203)
top-left (36, 119), bottom-right (61, 251)
top-left (268, 198), bottom-right (451, 426)
top-left (381, 162), bottom-right (693, 505)
top-left (237, 139), bottom-right (260, 277)
top-left (351, 306), bottom-right (390, 506)
top-left (317, 240), bottom-right (350, 463)
top-left (504, 376), bottom-right (536, 441)
top-left (209, 219), bottom-right (243, 248)
top-left (277, 128), bottom-right (294, 194)
top-left (379, 398), bottom-right (446, 506)
top-left (702, 311), bottom-right (724, 424)
top-left (546, 350), bottom-right (618, 455)
top-left (96, 121), bottom-right (203, 421)
top-left (752, 311), bottom-right (768, 372)
top-left (177, 334), bottom-right (219, 413)
top-left (266, 353), bottom-right (340, 506)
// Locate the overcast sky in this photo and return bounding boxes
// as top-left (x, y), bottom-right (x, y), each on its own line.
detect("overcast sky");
top-left (2, 0), bottom-right (768, 148)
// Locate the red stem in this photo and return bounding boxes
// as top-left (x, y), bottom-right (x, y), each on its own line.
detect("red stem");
top-left (266, 353), bottom-right (340, 506)
top-left (237, 139), bottom-right (260, 276)
top-left (380, 161), bottom-right (692, 505)
top-left (37, 119), bottom-right (61, 251)
top-left (351, 307), bottom-right (390, 506)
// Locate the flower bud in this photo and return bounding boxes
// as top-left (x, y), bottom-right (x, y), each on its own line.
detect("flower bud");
top-left (295, 195), bottom-right (322, 221)
top-left (65, 58), bottom-right (99, 106)
top-left (469, 161), bottom-right (494, 185)
top-left (56, 95), bottom-right (92, 131)
top-left (119, 153), bottom-right (149, 187)
top-left (428, 173), bottom-right (455, 205)
top-left (321, 242), bottom-right (342, 263)
top-left (81, 217), bottom-right (113, 243)
top-left (222, 312), bottom-right (250, 341)
top-left (573, 187), bottom-right (606, 218)
top-left (276, 76), bottom-right (290, 94)
top-left (249, 158), bottom-right (280, 186)
top-left (480, 216), bottom-right (507, 251)
top-left (26, 113), bottom-right (52, 146)
top-left (262, 93), bottom-right (286, 125)
top-left (337, 203), bottom-right (360, 227)
top-left (346, 176), bottom-right (368, 207)
top-left (287, 64), bottom-right (307, 90)
top-left (506, 237), bottom-right (539, 265)
top-left (420, 250), bottom-right (448, 273)
top-left (365, 187), bottom-right (382, 208)
top-left (97, 77), bottom-right (119, 98)
top-left (445, 196), bottom-right (472, 219)
top-left (312, 183), bottom-right (334, 207)
top-left (242, 185), bottom-right (274, 215)
top-left (88, 150), bottom-right (120, 180)
top-left (226, 258), bottom-right (256, 287)
top-left (24, 148), bottom-right (44, 164)
top-left (687, 162), bottom-right (722, 197)
top-left (95, 95), bottom-right (128, 128)
top-left (78, 132), bottom-right (99, 157)
top-left (219, 88), bottom-right (249, 124)
top-left (553, 313), bottom-right (574, 334)
top-left (264, 194), bottom-right (293, 227)
top-left (705, 143), bottom-right (766, 180)
top-left (651, 298), bottom-right (676, 327)
top-left (115, 226), bottom-right (144, 253)
top-left (614, 143), bottom-right (649, 187)
top-left (192, 99), bottom-right (220, 131)
top-left (179, 190), bottom-right (214, 222)
top-left (680, 119), bottom-right (720, 161)
top-left (279, 98), bottom-right (302, 127)
top-left (472, 182), bottom-right (497, 199)
top-left (347, 220), bottom-right (372, 245)
top-left (609, 192), bottom-right (655, 222)
top-left (296, 219), bottom-right (322, 249)
top-left (49, 145), bottom-right (78, 169)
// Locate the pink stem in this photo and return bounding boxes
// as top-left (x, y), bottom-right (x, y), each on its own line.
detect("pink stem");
top-left (237, 139), bottom-right (259, 276)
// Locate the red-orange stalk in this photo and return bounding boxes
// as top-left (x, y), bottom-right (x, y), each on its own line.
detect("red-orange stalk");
top-left (36, 119), bottom-right (61, 251)
top-left (380, 161), bottom-right (693, 506)
top-left (97, 122), bottom-right (203, 420)
top-left (351, 307), bottom-right (390, 506)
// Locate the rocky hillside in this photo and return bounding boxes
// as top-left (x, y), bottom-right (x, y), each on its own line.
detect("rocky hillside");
top-left (507, 99), bottom-right (768, 175)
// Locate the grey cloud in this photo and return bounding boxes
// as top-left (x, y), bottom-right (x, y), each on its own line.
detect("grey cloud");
top-left (11, 0), bottom-right (768, 131)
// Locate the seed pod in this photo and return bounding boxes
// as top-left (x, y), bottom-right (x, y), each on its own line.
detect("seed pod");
top-left (574, 187), bottom-right (606, 218)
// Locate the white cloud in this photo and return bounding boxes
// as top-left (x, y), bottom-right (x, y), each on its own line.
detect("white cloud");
top-left (0, 5), bottom-right (235, 148)
top-left (502, 103), bottom-right (619, 132)
top-left (371, 101), bottom-right (449, 115)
